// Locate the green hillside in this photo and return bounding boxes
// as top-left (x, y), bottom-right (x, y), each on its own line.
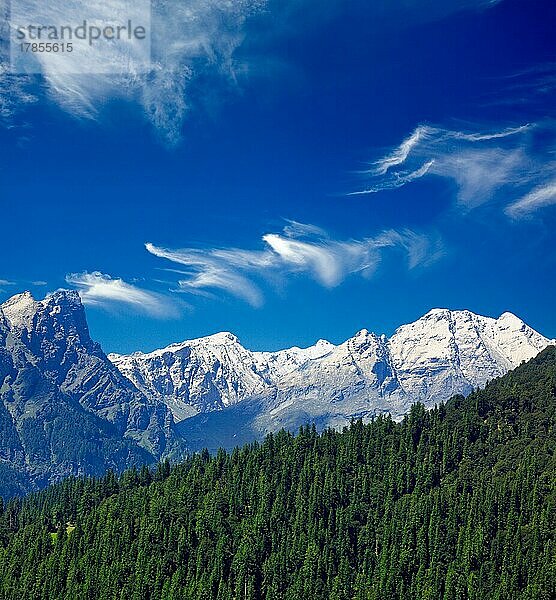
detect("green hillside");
top-left (0, 347), bottom-right (555, 600)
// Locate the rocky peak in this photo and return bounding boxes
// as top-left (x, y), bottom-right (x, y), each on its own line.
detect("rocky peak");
top-left (1, 291), bottom-right (38, 330)
top-left (1, 290), bottom-right (97, 377)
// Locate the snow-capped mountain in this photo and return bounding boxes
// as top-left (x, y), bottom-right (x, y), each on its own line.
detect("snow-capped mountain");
top-left (0, 291), bottom-right (185, 496)
top-left (110, 332), bottom-right (272, 422)
top-left (109, 334), bottom-right (337, 421)
top-left (110, 309), bottom-right (554, 450)
top-left (388, 309), bottom-right (549, 405)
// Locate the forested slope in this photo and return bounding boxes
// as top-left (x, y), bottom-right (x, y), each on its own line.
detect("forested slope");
top-left (0, 347), bottom-right (554, 599)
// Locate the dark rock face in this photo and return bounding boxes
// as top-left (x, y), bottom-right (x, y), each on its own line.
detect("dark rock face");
top-left (0, 291), bottom-right (186, 498)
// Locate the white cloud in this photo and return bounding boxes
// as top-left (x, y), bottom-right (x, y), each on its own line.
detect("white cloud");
top-left (66, 271), bottom-right (179, 318)
top-left (145, 243), bottom-right (272, 306)
top-left (351, 160), bottom-right (435, 195)
top-left (146, 223), bottom-right (438, 306)
top-left (3, 0), bottom-right (266, 144)
top-left (353, 122), bottom-right (556, 215)
top-left (1, 0), bottom-right (506, 143)
top-left (0, 279), bottom-right (15, 286)
top-left (371, 126), bottom-right (435, 175)
top-left (0, 62), bottom-right (37, 125)
top-left (482, 64), bottom-right (556, 112)
top-left (506, 180), bottom-right (556, 218)
top-left (282, 220), bottom-right (328, 239)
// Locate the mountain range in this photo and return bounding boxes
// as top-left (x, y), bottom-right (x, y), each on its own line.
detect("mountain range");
top-left (110, 307), bottom-right (553, 451)
top-left (0, 289), bottom-right (553, 495)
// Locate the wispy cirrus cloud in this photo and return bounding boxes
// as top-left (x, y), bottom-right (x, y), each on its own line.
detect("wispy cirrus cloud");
top-left (146, 222), bottom-right (440, 307)
top-left (0, 64), bottom-right (37, 126)
top-left (351, 122), bottom-right (556, 217)
top-left (482, 63), bottom-right (556, 113)
top-left (2, 0), bottom-right (266, 144)
top-left (0, 279), bottom-right (15, 294)
top-left (1, 0), bottom-right (506, 144)
top-left (506, 180), bottom-right (556, 218)
top-left (66, 271), bottom-right (179, 318)
top-left (0, 279), bottom-right (48, 294)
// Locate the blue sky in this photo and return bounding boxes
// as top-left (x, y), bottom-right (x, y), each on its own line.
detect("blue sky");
top-left (1, 0), bottom-right (555, 353)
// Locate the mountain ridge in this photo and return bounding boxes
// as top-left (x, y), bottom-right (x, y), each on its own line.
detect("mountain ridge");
top-left (109, 306), bottom-right (554, 450)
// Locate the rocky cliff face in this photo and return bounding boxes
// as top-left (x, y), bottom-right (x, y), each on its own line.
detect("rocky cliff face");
top-left (0, 291), bottom-right (184, 497)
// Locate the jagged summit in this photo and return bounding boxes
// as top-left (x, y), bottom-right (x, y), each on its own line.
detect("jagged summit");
top-left (1, 289), bottom-right (95, 361)
top-left (1, 289), bottom-right (82, 309)
top-left (109, 331), bottom-right (243, 362)
top-left (44, 289), bottom-right (82, 306)
top-left (1, 291), bottom-right (39, 328)
top-left (1, 289), bottom-right (83, 328)
top-left (354, 328), bottom-right (372, 338)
